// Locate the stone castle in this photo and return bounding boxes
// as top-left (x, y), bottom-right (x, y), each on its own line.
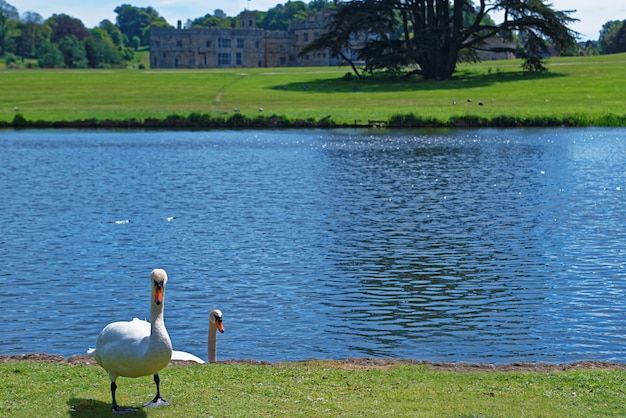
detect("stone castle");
top-left (149, 10), bottom-right (344, 69)
top-left (149, 9), bottom-right (513, 69)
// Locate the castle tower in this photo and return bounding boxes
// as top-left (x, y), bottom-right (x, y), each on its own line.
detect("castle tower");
top-left (240, 10), bottom-right (257, 29)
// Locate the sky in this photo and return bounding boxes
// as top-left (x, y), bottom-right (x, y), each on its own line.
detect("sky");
top-left (12, 0), bottom-right (626, 41)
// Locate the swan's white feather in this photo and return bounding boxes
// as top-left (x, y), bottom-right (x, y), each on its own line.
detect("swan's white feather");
top-left (171, 350), bottom-right (205, 364)
top-left (92, 317), bottom-right (171, 378)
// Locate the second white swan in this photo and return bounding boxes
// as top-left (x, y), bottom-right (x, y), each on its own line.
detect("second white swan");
top-left (171, 308), bottom-right (225, 364)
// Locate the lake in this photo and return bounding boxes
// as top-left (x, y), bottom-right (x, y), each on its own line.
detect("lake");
top-left (1, 128), bottom-right (625, 364)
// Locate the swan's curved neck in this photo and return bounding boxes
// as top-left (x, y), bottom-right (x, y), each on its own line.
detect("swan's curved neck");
top-left (151, 303), bottom-right (165, 328)
top-left (208, 322), bottom-right (217, 363)
top-left (149, 297), bottom-right (170, 350)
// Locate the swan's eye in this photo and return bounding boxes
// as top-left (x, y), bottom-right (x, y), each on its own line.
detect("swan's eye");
top-left (214, 315), bottom-right (221, 321)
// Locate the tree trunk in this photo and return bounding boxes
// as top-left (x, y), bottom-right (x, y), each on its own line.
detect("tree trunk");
top-left (409, 0), bottom-right (459, 79)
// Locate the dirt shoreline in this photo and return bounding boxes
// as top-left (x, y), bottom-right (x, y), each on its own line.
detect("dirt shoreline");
top-left (2, 353), bottom-right (625, 373)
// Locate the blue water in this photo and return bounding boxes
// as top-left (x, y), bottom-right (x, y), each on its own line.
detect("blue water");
top-left (1, 128), bottom-right (625, 364)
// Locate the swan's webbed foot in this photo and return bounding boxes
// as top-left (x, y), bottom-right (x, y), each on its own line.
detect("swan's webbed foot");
top-left (143, 373), bottom-right (170, 408)
top-left (143, 396), bottom-right (170, 408)
top-left (112, 405), bottom-right (139, 414)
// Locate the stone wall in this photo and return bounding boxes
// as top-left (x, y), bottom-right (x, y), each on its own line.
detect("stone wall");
top-left (149, 10), bottom-right (332, 69)
top-left (150, 27), bottom-right (266, 69)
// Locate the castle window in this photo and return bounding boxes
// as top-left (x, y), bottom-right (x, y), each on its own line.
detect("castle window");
top-left (236, 52), bottom-right (242, 65)
top-left (206, 40), bottom-right (212, 48)
top-left (218, 38), bottom-right (231, 48)
top-left (218, 53), bottom-right (231, 65)
top-left (303, 33), bottom-right (309, 42)
top-left (176, 40), bottom-right (182, 48)
top-left (237, 38), bottom-right (244, 48)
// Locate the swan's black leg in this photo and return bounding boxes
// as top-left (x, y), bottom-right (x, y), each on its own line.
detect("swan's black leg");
top-left (143, 373), bottom-right (170, 408)
top-left (110, 380), bottom-right (138, 414)
top-left (111, 381), bottom-right (118, 410)
top-left (153, 374), bottom-right (163, 402)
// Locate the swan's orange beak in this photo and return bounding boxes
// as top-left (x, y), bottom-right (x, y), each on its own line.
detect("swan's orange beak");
top-left (216, 317), bottom-right (225, 333)
top-left (154, 281), bottom-right (164, 305)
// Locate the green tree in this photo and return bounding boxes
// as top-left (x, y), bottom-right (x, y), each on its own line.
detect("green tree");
top-left (190, 11), bottom-right (233, 28)
top-left (582, 40), bottom-right (600, 56)
top-left (99, 19), bottom-right (126, 47)
top-left (15, 13), bottom-right (49, 59)
top-left (0, 0), bottom-right (17, 20)
top-left (302, 0), bottom-right (578, 79)
top-left (260, 1), bottom-right (309, 31)
top-left (114, 4), bottom-right (168, 46)
top-left (36, 39), bottom-right (63, 67)
top-left (47, 14), bottom-right (92, 43)
top-left (58, 34), bottom-right (88, 68)
top-left (599, 20), bottom-right (626, 54)
top-left (85, 27), bottom-right (124, 67)
top-left (213, 9), bottom-right (227, 19)
top-left (0, 0), bottom-right (19, 55)
top-left (308, 0), bottom-right (335, 12)
top-left (131, 35), bottom-right (140, 50)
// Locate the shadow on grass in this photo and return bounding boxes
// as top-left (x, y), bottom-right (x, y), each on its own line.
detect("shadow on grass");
top-left (68, 397), bottom-right (148, 417)
top-left (270, 70), bottom-right (565, 93)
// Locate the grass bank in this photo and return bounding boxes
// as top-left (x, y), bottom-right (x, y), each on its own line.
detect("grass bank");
top-left (1, 53), bottom-right (625, 128)
top-left (1, 359), bottom-right (626, 417)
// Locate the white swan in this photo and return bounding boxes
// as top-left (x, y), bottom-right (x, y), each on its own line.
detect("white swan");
top-left (170, 308), bottom-right (224, 364)
top-left (88, 269), bottom-right (173, 413)
top-left (207, 309), bottom-right (225, 363)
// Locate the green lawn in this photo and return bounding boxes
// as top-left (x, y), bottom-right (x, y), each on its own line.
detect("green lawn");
top-left (1, 53), bottom-right (625, 126)
top-left (1, 360), bottom-right (625, 417)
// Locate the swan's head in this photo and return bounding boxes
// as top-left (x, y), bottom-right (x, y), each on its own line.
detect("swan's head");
top-left (210, 309), bottom-right (225, 333)
top-left (151, 269), bottom-right (168, 306)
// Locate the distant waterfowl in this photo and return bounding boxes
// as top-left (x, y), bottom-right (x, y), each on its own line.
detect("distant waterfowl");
top-left (88, 269), bottom-right (173, 413)
top-left (170, 308), bottom-right (224, 364)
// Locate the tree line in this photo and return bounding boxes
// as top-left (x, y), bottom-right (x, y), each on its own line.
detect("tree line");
top-left (1, 0), bottom-right (625, 76)
top-left (0, 1), bottom-right (169, 68)
top-left (0, 0), bottom-right (336, 69)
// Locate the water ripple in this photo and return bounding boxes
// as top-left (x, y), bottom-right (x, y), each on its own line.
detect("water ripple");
top-left (1, 128), bottom-right (626, 363)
